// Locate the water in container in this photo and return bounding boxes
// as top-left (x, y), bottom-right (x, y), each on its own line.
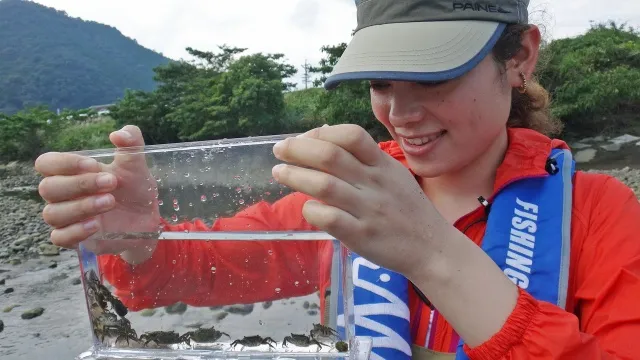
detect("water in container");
top-left (70, 134), bottom-right (371, 360)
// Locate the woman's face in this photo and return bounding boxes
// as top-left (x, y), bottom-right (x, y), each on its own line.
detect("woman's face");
top-left (370, 55), bottom-right (513, 178)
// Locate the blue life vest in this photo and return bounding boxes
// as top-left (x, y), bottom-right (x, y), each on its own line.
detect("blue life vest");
top-left (336, 148), bottom-right (575, 360)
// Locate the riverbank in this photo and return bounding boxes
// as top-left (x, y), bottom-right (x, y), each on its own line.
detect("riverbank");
top-left (1, 133), bottom-right (639, 360)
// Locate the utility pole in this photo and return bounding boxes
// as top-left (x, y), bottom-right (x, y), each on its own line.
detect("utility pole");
top-left (301, 60), bottom-right (311, 89)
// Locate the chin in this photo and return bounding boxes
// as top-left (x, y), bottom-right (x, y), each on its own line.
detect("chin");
top-left (403, 157), bottom-right (457, 179)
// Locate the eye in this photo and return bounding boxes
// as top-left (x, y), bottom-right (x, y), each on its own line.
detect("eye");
top-left (416, 80), bottom-right (447, 88)
top-left (369, 81), bottom-right (390, 90)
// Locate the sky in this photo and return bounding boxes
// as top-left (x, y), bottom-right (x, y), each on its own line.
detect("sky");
top-left (31, 0), bottom-right (640, 89)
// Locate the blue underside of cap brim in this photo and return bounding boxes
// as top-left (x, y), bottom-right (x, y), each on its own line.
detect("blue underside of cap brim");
top-left (324, 22), bottom-right (507, 90)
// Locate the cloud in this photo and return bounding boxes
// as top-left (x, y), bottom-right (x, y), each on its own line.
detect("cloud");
top-left (30, 0), bottom-right (640, 87)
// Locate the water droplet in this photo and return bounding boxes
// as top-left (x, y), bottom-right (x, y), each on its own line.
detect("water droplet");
top-left (173, 204), bottom-right (180, 211)
top-left (259, 320), bottom-right (263, 325)
top-left (211, 266), bottom-right (216, 273)
top-left (274, 287), bottom-right (281, 294)
top-left (268, 250), bottom-right (273, 256)
top-left (148, 186), bottom-right (153, 191)
top-left (171, 214), bottom-right (178, 222)
top-left (184, 172), bottom-right (190, 177)
top-left (294, 281), bottom-right (299, 287)
top-left (238, 199), bottom-right (245, 205)
top-left (173, 199), bottom-right (178, 205)
top-left (245, 258), bottom-right (249, 263)
top-left (200, 195), bottom-right (207, 202)
top-left (189, 202), bottom-right (193, 207)
top-left (212, 193), bottom-right (219, 198)
top-left (235, 187), bottom-right (242, 193)
top-left (172, 259), bottom-right (177, 264)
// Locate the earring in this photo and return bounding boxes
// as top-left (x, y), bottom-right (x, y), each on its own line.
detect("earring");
top-left (518, 72), bottom-right (528, 94)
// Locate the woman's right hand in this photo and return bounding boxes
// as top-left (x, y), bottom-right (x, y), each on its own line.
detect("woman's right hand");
top-left (35, 125), bottom-right (162, 261)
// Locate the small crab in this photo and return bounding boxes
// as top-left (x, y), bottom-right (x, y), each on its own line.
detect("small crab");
top-left (92, 312), bottom-right (138, 345)
top-left (230, 335), bottom-right (277, 350)
top-left (139, 330), bottom-right (189, 347)
top-left (283, 333), bottom-right (327, 350)
top-left (309, 323), bottom-right (339, 340)
top-left (84, 269), bottom-right (128, 317)
top-left (182, 326), bottom-right (230, 345)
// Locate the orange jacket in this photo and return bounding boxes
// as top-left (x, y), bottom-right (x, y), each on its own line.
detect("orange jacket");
top-left (98, 128), bottom-right (640, 359)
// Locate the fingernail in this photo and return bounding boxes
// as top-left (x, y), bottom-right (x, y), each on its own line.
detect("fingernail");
top-left (272, 164), bottom-right (285, 178)
top-left (117, 130), bottom-right (132, 141)
top-left (96, 173), bottom-right (113, 188)
top-left (273, 140), bottom-right (285, 153)
top-left (95, 194), bottom-right (112, 209)
top-left (79, 158), bottom-right (97, 171)
top-left (322, 124), bottom-right (329, 127)
top-left (83, 219), bottom-right (99, 232)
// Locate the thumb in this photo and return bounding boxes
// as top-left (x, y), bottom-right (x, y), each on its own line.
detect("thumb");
top-left (109, 125), bottom-right (147, 169)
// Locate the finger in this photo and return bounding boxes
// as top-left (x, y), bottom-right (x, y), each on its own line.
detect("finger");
top-left (298, 124), bottom-right (382, 166)
top-left (301, 200), bottom-right (361, 242)
top-left (42, 194), bottom-right (116, 229)
top-left (38, 172), bottom-right (117, 203)
top-left (110, 125), bottom-right (148, 170)
top-left (272, 136), bottom-right (365, 185)
top-left (272, 164), bottom-right (361, 215)
top-left (50, 218), bottom-right (101, 249)
top-left (35, 152), bottom-right (103, 177)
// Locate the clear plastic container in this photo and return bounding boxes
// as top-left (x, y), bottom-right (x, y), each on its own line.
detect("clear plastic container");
top-left (70, 134), bottom-right (371, 360)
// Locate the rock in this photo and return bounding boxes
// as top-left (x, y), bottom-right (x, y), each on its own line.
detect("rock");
top-left (0, 319), bottom-right (3, 333)
top-left (71, 277), bottom-right (81, 285)
top-left (225, 304), bottom-right (254, 316)
top-left (4, 287), bottom-right (13, 294)
top-left (574, 148), bottom-right (598, 163)
top-left (164, 302), bottom-right (187, 315)
top-left (38, 243), bottom-right (60, 256)
top-left (21, 307), bottom-right (45, 320)
top-left (215, 311), bottom-right (229, 322)
top-left (9, 258), bottom-right (21, 265)
top-left (609, 134), bottom-right (640, 145)
top-left (0, 278), bottom-right (4, 285)
top-left (571, 142), bottom-right (591, 149)
top-left (0, 251), bottom-right (9, 259)
top-left (3, 304), bottom-right (19, 312)
top-left (307, 310), bottom-right (318, 316)
top-left (140, 309), bottom-right (156, 317)
top-left (262, 301), bottom-right (273, 310)
top-left (48, 261), bottom-right (57, 269)
top-left (303, 301), bottom-right (310, 309)
top-left (601, 143), bottom-right (621, 152)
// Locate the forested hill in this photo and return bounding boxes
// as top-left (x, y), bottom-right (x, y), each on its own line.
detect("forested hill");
top-left (0, 0), bottom-right (171, 114)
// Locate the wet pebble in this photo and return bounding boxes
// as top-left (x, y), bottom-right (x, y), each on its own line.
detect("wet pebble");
top-left (225, 303), bottom-right (254, 316)
top-left (48, 261), bottom-right (57, 269)
top-left (140, 309), bottom-right (156, 317)
top-left (21, 307), bottom-right (45, 319)
top-left (71, 277), bottom-right (81, 285)
top-left (303, 301), bottom-right (310, 309)
top-left (0, 278), bottom-right (4, 285)
top-left (0, 319), bottom-right (3, 333)
top-left (3, 304), bottom-right (19, 312)
top-left (215, 311), bottom-right (229, 322)
top-left (262, 301), bottom-right (272, 310)
top-left (4, 287), bottom-right (14, 294)
top-left (165, 302), bottom-right (187, 315)
top-left (307, 310), bottom-right (318, 316)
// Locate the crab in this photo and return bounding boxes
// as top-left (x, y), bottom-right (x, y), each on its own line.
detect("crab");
top-left (92, 312), bottom-right (138, 345)
top-left (84, 269), bottom-right (128, 317)
top-left (309, 323), bottom-right (339, 340)
top-left (182, 326), bottom-right (230, 345)
top-left (230, 335), bottom-right (277, 350)
top-left (139, 330), bottom-right (189, 347)
top-left (282, 333), bottom-right (327, 350)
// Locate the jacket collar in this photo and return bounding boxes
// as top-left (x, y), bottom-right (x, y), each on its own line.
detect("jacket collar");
top-left (378, 128), bottom-right (569, 193)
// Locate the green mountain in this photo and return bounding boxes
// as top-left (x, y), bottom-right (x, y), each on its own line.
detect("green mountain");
top-left (0, 0), bottom-right (171, 114)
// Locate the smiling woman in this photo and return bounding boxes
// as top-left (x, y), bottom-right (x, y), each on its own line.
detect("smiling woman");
top-left (35, 0), bottom-right (640, 359)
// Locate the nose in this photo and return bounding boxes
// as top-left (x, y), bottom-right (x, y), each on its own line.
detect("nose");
top-left (387, 83), bottom-right (426, 127)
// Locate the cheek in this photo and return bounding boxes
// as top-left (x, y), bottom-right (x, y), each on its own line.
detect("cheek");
top-left (370, 94), bottom-right (396, 133)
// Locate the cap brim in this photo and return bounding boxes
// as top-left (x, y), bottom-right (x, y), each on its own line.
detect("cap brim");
top-left (324, 21), bottom-right (506, 90)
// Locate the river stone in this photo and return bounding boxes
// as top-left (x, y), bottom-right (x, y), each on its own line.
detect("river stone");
top-left (164, 302), bottom-right (187, 315)
top-left (21, 307), bottom-right (45, 319)
top-left (38, 243), bottom-right (60, 256)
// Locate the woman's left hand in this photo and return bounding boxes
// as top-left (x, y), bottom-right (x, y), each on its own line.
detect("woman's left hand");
top-left (272, 124), bottom-right (450, 278)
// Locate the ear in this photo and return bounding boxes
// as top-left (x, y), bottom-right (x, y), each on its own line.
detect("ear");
top-left (505, 25), bottom-right (542, 89)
